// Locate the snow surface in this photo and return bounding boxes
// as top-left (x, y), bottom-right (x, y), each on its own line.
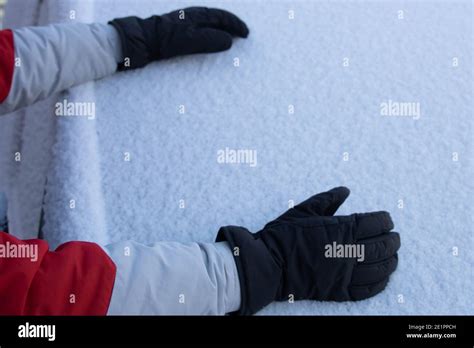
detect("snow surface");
top-left (2, 0), bottom-right (473, 314)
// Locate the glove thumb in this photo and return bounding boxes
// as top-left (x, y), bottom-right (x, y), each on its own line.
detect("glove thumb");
top-left (267, 187), bottom-right (350, 226)
top-left (295, 186), bottom-right (350, 216)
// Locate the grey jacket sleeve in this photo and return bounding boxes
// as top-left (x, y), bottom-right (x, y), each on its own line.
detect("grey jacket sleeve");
top-left (103, 241), bottom-right (242, 315)
top-left (0, 22), bottom-right (122, 116)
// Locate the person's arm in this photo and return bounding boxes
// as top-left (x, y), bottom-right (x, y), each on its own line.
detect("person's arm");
top-left (103, 240), bottom-right (241, 315)
top-left (0, 7), bottom-right (249, 116)
top-left (0, 187), bottom-right (400, 315)
top-left (105, 187), bottom-right (400, 316)
top-left (0, 231), bottom-right (116, 315)
top-left (0, 23), bottom-right (121, 116)
top-left (0, 230), bottom-right (240, 315)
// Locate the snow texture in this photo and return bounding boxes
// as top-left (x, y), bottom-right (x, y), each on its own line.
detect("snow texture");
top-left (1, 0), bottom-right (473, 314)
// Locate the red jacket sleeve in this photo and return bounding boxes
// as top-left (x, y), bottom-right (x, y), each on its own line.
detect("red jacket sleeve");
top-left (0, 29), bottom-right (14, 103)
top-left (0, 231), bottom-right (116, 315)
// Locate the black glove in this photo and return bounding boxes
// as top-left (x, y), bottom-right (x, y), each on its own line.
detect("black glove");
top-left (216, 187), bottom-right (400, 315)
top-left (109, 7), bottom-right (249, 70)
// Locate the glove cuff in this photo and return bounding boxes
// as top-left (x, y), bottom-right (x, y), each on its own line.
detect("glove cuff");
top-left (216, 226), bottom-right (281, 315)
top-left (109, 17), bottom-right (154, 70)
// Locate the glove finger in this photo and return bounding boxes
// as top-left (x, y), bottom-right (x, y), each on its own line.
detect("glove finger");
top-left (184, 28), bottom-right (233, 54)
top-left (351, 254), bottom-right (398, 286)
top-left (349, 277), bottom-right (390, 301)
top-left (206, 8), bottom-right (250, 37)
top-left (176, 7), bottom-right (249, 38)
top-left (353, 211), bottom-right (394, 240)
top-left (358, 232), bottom-right (400, 263)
